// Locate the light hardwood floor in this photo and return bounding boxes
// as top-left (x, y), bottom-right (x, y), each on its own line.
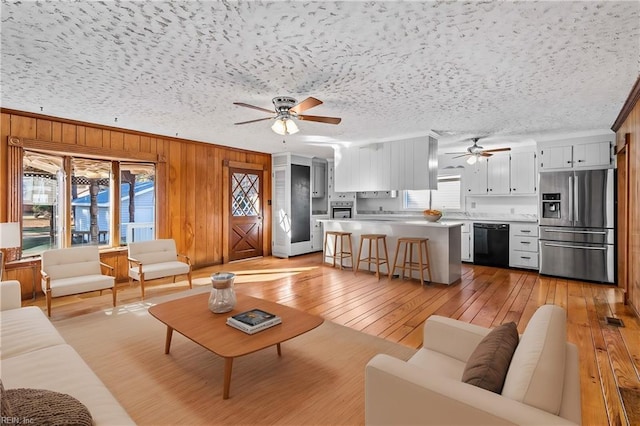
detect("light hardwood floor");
top-left (24, 253), bottom-right (639, 425)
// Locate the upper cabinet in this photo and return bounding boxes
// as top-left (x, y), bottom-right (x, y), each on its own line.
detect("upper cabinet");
top-left (311, 159), bottom-right (327, 198)
top-left (538, 136), bottom-right (614, 171)
top-left (510, 152), bottom-right (537, 194)
top-left (334, 135), bottom-right (437, 192)
top-left (464, 151), bottom-right (537, 195)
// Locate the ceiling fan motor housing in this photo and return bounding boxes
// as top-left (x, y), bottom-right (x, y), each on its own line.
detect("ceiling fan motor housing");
top-left (272, 96), bottom-right (297, 114)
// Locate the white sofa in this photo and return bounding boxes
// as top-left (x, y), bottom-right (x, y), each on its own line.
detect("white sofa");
top-left (0, 280), bottom-right (135, 425)
top-left (128, 238), bottom-right (192, 298)
top-left (365, 304), bottom-right (581, 425)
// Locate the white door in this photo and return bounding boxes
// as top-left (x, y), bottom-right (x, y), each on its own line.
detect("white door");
top-left (272, 165), bottom-right (290, 258)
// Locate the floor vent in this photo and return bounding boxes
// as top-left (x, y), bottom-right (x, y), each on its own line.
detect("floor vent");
top-left (605, 317), bottom-right (625, 327)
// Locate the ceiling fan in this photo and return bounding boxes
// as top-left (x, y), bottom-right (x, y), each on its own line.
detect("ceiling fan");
top-left (446, 137), bottom-right (511, 164)
top-left (233, 96), bottom-right (342, 135)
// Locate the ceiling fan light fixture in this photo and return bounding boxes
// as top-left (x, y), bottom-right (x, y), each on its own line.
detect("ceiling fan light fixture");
top-left (466, 155), bottom-right (478, 165)
top-left (271, 118), bottom-right (299, 135)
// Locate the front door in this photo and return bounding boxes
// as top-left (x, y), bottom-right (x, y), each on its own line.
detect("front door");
top-left (228, 168), bottom-right (263, 261)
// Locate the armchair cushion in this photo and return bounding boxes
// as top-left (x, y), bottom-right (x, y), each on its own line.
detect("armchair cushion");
top-left (128, 239), bottom-right (180, 265)
top-left (461, 322), bottom-right (519, 394)
top-left (502, 304), bottom-right (567, 415)
top-left (41, 246), bottom-right (103, 279)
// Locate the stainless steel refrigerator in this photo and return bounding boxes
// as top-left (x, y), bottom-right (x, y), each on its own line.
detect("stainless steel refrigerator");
top-left (538, 169), bottom-right (615, 283)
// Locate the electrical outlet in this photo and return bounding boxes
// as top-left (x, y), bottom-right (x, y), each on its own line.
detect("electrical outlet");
top-left (471, 202), bottom-right (476, 209)
top-left (510, 208), bottom-right (515, 214)
top-left (379, 206), bottom-right (383, 211)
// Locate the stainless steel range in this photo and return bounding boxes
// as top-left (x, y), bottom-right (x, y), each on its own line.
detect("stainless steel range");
top-left (538, 169), bottom-right (615, 283)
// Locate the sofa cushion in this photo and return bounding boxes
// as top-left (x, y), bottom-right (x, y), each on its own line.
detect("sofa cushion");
top-left (1, 345), bottom-right (135, 425)
top-left (1, 380), bottom-right (13, 418)
top-left (0, 306), bottom-right (66, 359)
top-left (502, 304), bottom-right (567, 415)
top-left (461, 322), bottom-right (519, 393)
top-left (5, 388), bottom-right (92, 426)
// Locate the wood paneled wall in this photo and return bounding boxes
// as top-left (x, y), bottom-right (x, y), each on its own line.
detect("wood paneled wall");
top-left (614, 78), bottom-right (640, 319)
top-left (0, 109), bottom-right (272, 298)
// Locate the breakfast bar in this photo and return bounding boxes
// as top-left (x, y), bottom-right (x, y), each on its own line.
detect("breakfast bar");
top-left (318, 218), bottom-right (462, 285)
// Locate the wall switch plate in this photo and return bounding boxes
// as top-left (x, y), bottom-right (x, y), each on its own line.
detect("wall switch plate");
top-left (471, 202), bottom-right (476, 209)
top-left (510, 208), bottom-right (515, 214)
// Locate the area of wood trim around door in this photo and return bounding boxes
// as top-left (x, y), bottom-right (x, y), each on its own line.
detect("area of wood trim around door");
top-left (616, 133), bottom-right (630, 305)
top-left (222, 160), bottom-right (268, 263)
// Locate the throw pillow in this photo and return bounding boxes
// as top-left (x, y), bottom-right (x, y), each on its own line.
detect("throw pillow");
top-left (461, 322), bottom-right (519, 394)
top-left (5, 388), bottom-right (93, 426)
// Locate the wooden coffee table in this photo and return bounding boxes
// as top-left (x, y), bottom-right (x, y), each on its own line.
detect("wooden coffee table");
top-left (148, 292), bottom-right (323, 399)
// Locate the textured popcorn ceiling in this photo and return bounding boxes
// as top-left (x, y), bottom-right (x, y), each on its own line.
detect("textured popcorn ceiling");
top-left (1, 1), bottom-right (639, 157)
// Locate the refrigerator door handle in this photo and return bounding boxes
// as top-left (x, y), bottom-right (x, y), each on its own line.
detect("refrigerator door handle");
top-left (543, 242), bottom-right (607, 251)
top-left (542, 228), bottom-right (607, 235)
top-left (568, 176), bottom-right (574, 224)
top-left (573, 174), bottom-right (579, 223)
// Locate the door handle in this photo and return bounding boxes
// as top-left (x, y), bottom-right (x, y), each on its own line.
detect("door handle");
top-left (573, 175), bottom-right (579, 223)
top-left (568, 176), bottom-right (574, 223)
top-left (543, 243), bottom-right (607, 251)
top-left (542, 228), bottom-right (606, 235)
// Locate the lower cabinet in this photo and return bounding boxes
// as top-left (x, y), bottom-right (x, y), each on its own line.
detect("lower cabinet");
top-left (461, 222), bottom-right (473, 262)
top-left (509, 223), bottom-right (539, 269)
top-left (311, 218), bottom-right (324, 252)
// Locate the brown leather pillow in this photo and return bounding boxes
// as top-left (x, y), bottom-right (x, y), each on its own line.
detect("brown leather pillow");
top-left (461, 322), bottom-right (519, 394)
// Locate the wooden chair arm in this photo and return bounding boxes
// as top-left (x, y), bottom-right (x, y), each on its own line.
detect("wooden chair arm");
top-left (177, 253), bottom-right (191, 266)
top-left (40, 270), bottom-right (51, 291)
top-left (128, 257), bottom-right (142, 266)
top-left (100, 262), bottom-right (115, 276)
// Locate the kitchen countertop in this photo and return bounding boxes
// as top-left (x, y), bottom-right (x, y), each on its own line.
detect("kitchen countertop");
top-left (354, 213), bottom-right (538, 223)
top-left (319, 218), bottom-right (463, 228)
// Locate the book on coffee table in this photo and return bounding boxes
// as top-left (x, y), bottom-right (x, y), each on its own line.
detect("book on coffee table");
top-left (226, 309), bottom-right (282, 334)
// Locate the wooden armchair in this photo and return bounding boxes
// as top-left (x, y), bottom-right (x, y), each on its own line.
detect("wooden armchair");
top-left (41, 245), bottom-right (116, 317)
top-left (127, 239), bottom-right (192, 299)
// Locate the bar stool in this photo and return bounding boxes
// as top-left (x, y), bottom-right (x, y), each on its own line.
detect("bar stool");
top-left (355, 234), bottom-right (390, 279)
top-left (391, 237), bottom-right (432, 284)
top-left (323, 231), bottom-right (354, 270)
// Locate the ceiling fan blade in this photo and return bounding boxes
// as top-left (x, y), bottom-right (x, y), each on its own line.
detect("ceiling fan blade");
top-left (480, 152), bottom-right (494, 157)
top-left (452, 154), bottom-right (470, 159)
top-left (483, 147), bottom-right (511, 153)
top-left (234, 117), bottom-right (273, 125)
top-left (233, 102), bottom-right (274, 114)
top-left (445, 151), bottom-right (467, 155)
top-left (290, 97), bottom-right (323, 114)
top-left (297, 114), bottom-right (342, 125)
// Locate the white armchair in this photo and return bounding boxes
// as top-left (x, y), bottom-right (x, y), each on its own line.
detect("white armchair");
top-left (40, 246), bottom-right (116, 317)
top-left (127, 239), bottom-right (192, 299)
top-left (365, 305), bottom-right (581, 425)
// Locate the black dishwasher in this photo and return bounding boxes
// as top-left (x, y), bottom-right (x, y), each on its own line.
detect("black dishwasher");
top-left (473, 223), bottom-right (510, 268)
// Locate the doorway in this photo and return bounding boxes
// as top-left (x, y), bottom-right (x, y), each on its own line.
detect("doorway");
top-left (226, 165), bottom-right (264, 262)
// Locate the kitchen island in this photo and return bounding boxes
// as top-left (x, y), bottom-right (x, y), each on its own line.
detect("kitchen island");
top-left (318, 218), bottom-right (462, 285)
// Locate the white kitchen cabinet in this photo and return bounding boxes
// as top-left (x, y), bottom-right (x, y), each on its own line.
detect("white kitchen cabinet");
top-left (311, 218), bottom-right (324, 252)
top-left (312, 160), bottom-right (326, 198)
top-left (539, 141), bottom-right (612, 171)
top-left (334, 136), bottom-right (436, 192)
top-left (486, 153), bottom-right (510, 195)
top-left (465, 160), bottom-right (488, 195)
top-left (466, 151), bottom-right (536, 195)
top-left (461, 221), bottom-right (473, 262)
top-left (573, 141), bottom-right (612, 168)
top-left (327, 159), bottom-right (356, 201)
top-left (510, 152), bottom-right (537, 194)
top-left (509, 223), bottom-right (539, 269)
